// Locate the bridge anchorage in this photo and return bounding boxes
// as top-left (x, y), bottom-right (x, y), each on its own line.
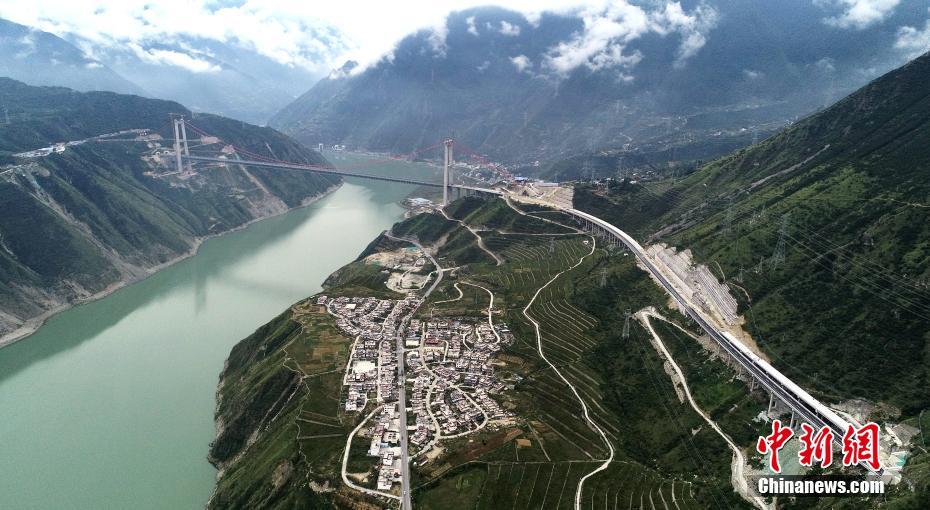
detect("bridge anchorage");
top-left (170, 116), bottom-right (498, 206)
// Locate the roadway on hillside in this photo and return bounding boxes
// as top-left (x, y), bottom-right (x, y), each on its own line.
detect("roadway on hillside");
top-left (383, 232), bottom-right (444, 510)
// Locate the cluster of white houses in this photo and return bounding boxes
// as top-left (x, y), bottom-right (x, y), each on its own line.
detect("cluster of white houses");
top-left (318, 294), bottom-right (420, 492)
top-left (320, 292), bottom-right (518, 491)
top-left (406, 318), bottom-right (512, 449)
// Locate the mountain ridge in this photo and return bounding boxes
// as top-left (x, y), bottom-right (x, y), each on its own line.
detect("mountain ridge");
top-left (271, 1), bottom-right (926, 168)
top-left (0, 79), bottom-right (340, 344)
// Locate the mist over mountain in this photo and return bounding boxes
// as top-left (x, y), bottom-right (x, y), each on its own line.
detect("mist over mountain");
top-left (0, 15), bottom-right (340, 125)
top-left (81, 35), bottom-right (332, 125)
top-left (272, 0), bottom-right (930, 167)
top-left (0, 18), bottom-right (144, 96)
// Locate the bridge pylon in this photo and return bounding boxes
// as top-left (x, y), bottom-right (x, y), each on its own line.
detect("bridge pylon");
top-left (443, 138), bottom-right (454, 206)
top-left (172, 115), bottom-right (191, 173)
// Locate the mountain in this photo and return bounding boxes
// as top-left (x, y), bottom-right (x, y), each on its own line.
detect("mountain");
top-left (206, 51), bottom-right (930, 510)
top-left (0, 18), bottom-right (143, 96)
top-left (207, 200), bottom-right (753, 509)
top-left (575, 51), bottom-right (930, 419)
top-left (0, 79), bottom-right (339, 343)
top-left (271, 1), bottom-right (928, 169)
top-left (85, 35), bottom-right (330, 125)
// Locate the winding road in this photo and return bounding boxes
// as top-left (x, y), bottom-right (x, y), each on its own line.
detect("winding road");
top-left (521, 234), bottom-right (615, 510)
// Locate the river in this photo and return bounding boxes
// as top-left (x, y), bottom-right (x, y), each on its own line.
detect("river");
top-left (0, 154), bottom-right (439, 509)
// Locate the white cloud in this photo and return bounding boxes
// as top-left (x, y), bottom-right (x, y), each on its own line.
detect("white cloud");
top-left (84, 61), bottom-right (103, 69)
top-left (0, 0), bottom-right (716, 75)
top-left (650, 1), bottom-right (718, 65)
top-left (426, 22), bottom-right (450, 57)
top-left (894, 9), bottom-right (930, 59)
top-left (543, 1), bottom-right (716, 75)
top-left (510, 54), bottom-right (533, 72)
top-left (819, 0), bottom-right (900, 30)
top-left (743, 69), bottom-right (762, 79)
top-left (476, 59), bottom-right (490, 71)
top-left (815, 57), bottom-right (837, 72)
top-left (129, 44), bottom-right (222, 73)
top-left (14, 33), bottom-right (37, 59)
top-left (499, 21), bottom-right (520, 36)
top-left (466, 16), bottom-right (479, 36)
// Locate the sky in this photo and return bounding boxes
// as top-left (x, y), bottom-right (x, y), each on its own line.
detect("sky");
top-left (0, 0), bottom-right (926, 75)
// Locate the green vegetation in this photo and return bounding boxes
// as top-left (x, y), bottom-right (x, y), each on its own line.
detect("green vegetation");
top-left (0, 79), bottom-right (338, 338)
top-left (575, 54), bottom-right (930, 419)
top-left (395, 198), bottom-right (752, 509)
top-left (215, 197), bottom-right (764, 509)
top-left (210, 300), bottom-right (378, 509)
top-left (215, 163), bottom-right (929, 508)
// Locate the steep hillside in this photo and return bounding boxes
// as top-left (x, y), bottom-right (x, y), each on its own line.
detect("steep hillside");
top-left (575, 51), bottom-right (930, 415)
top-left (0, 18), bottom-right (143, 96)
top-left (272, 1), bottom-right (926, 168)
top-left (0, 80), bottom-right (339, 343)
top-left (211, 200), bottom-right (754, 509)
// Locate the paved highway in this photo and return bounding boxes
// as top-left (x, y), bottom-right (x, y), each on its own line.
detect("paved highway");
top-left (562, 207), bottom-right (872, 468)
top-left (383, 232), bottom-right (445, 510)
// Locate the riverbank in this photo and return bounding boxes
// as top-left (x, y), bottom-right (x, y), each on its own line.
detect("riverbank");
top-left (0, 182), bottom-right (343, 349)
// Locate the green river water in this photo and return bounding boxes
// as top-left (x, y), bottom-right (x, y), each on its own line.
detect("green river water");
top-left (0, 154), bottom-right (438, 509)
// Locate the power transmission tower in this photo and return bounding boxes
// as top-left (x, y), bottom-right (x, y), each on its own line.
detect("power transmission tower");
top-left (723, 196), bottom-right (734, 236)
top-left (2, 106), bottom-right (8, 125)
top-left (600, 267), bottom-right (608, 288)
top-left (583, 159), bottom-right (594, 182)
top-left (736, 266), bottom-right (745, 283)
top-left (622, 308), bottom-right (632, 339)
top-left (770, 214), bottom-right (790, 270)
top-left (549, 238), bottom-right (555, 254)
top-left (752, 128), bottom-right (759, 145)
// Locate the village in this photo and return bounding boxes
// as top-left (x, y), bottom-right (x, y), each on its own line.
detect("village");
top-left (405, 317), bottom-right (512, 451)
top-left (318, 292), bottom-right (515, 493)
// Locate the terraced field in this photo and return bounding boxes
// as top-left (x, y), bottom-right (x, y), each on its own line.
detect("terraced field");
top-left (411, 198), bottom-right (750, 509)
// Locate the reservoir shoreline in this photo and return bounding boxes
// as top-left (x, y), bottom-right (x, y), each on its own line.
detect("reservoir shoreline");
top-left (0, 173), bottom-right (415, 510)
top-left (0, 182), bottom-right (343, 350)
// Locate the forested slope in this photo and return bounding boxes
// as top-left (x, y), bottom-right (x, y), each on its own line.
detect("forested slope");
top-left (0, 79), bottom-right (339, 342)
top-left (575, 52), bottom-right (930, 415)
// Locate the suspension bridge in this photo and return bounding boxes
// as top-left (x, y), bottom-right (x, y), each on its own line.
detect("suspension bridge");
top-left (170, 116), bottom-right (502, 206)
top-left (160, 115), bottom-right (881, 499)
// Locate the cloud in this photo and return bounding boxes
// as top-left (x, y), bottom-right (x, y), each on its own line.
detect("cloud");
top-left (0, 1), bottom-right (351, 73)
top-left (815, 57), bottom-right (837, 72)
top-left (129, 44), bottom-right (222, 73)
top-left (818, 0), bottom-right (900, 29)
top-left (426, 23), bottom-right (449, 57)
top-left (510, 54), bottom-right (533, 73)
top-left (466, 16), bottom-right (479, 36)
top-left (543, 1), bottom-right (716, 76)
top-left (743, 69), bottom-right (762, 79)
top-left (0, 0), bottom-right (716, 75)
top-left (649, 1), bottom-right (718, 65)
top-left (14, 33), bottom-right (37, 59)
top-left (499, 21), bottom-right (520, 36)
top-left (894, 9), bottom-right (930, 59)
